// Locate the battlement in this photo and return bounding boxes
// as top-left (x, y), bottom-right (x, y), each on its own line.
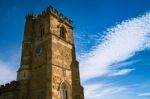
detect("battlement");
top-left (0, 81), bottom-right (18, 94)
top-left (25, 12), bottom-right (37, 19)
top-left (25, 6), bottom-right (73, 27)
top-left (46, 6), bottom-right (72, 24)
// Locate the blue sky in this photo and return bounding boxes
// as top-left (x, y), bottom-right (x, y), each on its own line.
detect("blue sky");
top-left (0, 0), bottom-right (150, 99)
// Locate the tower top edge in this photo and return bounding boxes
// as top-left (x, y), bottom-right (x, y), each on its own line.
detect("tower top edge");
top-left (25, 6), bottom-right (73, 25)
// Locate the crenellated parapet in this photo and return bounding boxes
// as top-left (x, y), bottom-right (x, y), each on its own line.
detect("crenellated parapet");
top-left (25, 12), bottom-right (37, 20)
top-left (25, 6), bottom-right (73, 28)
top-left (46, 6), bottom-right (72, 24)
top-left (0, 81), bottom-right (18, 94)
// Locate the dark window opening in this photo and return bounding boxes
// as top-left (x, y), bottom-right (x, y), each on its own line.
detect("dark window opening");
top-left (60, 26), bottom-right (67, 39)
top-left (26, 44), bottom-right (30, 49)
top-left (24, 72), bottom-right (26, 78)
top-left (40, 25), bottom-right (45, 37)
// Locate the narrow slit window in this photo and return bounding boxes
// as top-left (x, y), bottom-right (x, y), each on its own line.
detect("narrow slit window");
top-left (40, 25), bottom-right (45, 37)
top-left (60, 26), bottom-right (66, 39)
top-left (24, 72), bottom-right (26, 78)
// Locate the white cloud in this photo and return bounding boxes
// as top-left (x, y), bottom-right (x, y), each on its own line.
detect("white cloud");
top-left (0, 60), bottom-right (17, 84)
top-left (138, 92), bottom-right (150, 97)
top-left (93, 87), bottom-right (127, 98)
top-left (0, 50), bottom-right (20, 85)
top-left (108, 68), bottom-right (135, 77)
top-left (84, 82), bottom-right (150, 99)
top-left (80, 12), bottom-right (150, 81)
top-left (84, 83), bottom-right (127, 99)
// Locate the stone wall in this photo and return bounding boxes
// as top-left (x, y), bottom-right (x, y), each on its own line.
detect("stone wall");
top-left (0, 81), bottom-right (18, 99)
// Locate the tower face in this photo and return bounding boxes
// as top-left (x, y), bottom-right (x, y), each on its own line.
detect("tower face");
top-left (17, 6), bottom-right (84, 99)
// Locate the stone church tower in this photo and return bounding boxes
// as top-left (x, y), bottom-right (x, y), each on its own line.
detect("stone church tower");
top-left (16, 6), bottom-right (84, 99)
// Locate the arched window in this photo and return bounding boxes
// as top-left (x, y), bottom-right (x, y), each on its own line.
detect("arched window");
top-left (60, 83), bottom-right (68, 99)
top-left (60, 26), bottom-right (67, 39)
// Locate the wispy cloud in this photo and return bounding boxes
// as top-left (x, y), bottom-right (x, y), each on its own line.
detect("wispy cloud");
top-left (84, 83), bottom-right (127, 99)
top-left (84, 82), bottom-right (150, 99)
top-left (108, 68), bottom-right (135, 77)
top-left (138, 92), bottom-right (150, 97)
top-left (80, 12), bottom-right (150, 81)
top-left (78, 12), bottom-right (150, 99)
